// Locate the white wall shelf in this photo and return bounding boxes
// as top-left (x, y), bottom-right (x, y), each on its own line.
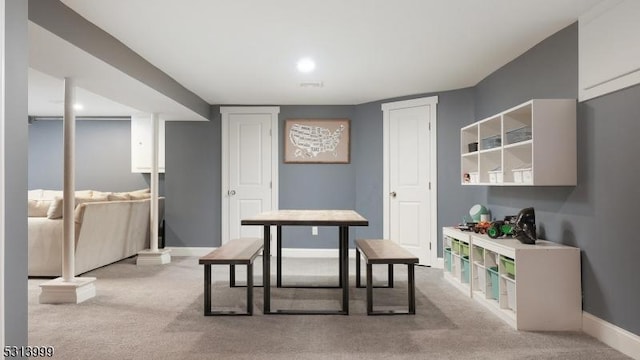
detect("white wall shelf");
top-left (461, 99), bottom-right (576, 186)
top-left (442, 227), bottom-right (582, 331)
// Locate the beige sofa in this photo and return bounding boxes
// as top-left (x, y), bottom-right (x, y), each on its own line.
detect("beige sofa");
top-left (28, 189), bottom-right (161, 277)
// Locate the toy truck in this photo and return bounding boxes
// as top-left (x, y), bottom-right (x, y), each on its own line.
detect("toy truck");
top-left (487, 215), bottom-right (517, 238)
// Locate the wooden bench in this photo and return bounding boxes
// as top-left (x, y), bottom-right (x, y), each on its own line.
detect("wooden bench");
top-left (198, 238), bottom-right (263, 316)
top-left (355, 239), bottom-right (419, 315)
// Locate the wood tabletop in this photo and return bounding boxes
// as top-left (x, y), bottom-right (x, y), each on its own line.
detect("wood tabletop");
top-left (241, 210), bottom-right (369, 226)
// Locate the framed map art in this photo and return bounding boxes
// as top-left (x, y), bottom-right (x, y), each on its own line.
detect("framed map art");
top-left (284, 118), bottom-right (350, 163)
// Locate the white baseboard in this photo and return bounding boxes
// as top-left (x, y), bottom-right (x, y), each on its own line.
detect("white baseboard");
top-left (166, 246), bottom-right (357, 258)
top-left (583, 311), bottom-right (640, 360)
top-left (165, 247), bottom-right (214, 257)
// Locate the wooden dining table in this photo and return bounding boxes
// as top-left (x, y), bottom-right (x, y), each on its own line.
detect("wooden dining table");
top-left (241, 209), bottom-right (369, 315)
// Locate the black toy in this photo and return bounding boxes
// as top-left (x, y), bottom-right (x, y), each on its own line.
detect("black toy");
top-left (513, 207), bottom-right (537, 244)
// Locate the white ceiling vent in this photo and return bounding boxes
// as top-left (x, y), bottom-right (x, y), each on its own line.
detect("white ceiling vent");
top-left (299, 81), bottom-right (324, 88)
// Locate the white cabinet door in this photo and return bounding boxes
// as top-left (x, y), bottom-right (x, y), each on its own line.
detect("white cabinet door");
top-left (131, 114), bottom-right (165, 173)
top-left (579, 0), bottom-right (640, 101)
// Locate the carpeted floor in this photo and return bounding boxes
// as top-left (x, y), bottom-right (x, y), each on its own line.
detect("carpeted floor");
top-left (28, 256), bottom-right (631, 360)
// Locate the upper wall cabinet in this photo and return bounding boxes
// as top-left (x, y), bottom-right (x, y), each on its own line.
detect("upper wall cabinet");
top-left (579, 0), bottom-right (640, 101)
top-left (461, 99), bottom-right (576, 186)
top-left (131, 115), bottom-right (165, 173)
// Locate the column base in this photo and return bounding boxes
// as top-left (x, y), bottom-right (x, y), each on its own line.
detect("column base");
top-left (39, 277), bottom-right (97, 304)
top-left (136, 249), bottom-right (172, 266)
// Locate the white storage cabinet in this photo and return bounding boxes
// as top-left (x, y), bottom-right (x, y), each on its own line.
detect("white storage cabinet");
top-left (131, 114), bottom-right (166, 173)
top-left (461, 99), bottom-right (576, 186)
top-left (442, 227), bottom-right (582, 331)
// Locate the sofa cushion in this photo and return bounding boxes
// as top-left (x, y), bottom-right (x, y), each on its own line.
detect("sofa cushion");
top-left (28, 189), bottom-right (44, 200)
top-left (131, 188), bottom-right (150, 193)
top-left (28, 199), bottom-right (52, 217)
top-left (47, 195), bottom-right (110, 219)
top-left (129, 192), bottom-right (151, 200)
top-left (108, 192), bottom-right (131, 201)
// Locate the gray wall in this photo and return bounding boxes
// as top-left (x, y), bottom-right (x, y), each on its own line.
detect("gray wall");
top-left (165, 94), bottom-right (478, 253)
top-left (279, 106), bottom-right (357, 248)
top-left (165, 113), bottom-right (221, 247)
top-left (4, 0), bottom-right (28, 348)
top-left (475, 22), bottom-right (640, 334)
top-left (28, 120), bottom-right (163, 194)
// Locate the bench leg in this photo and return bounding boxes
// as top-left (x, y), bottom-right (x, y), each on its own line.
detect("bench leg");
top-left (366, 262), bottom-right (416, 316)
top-left (204, 264), bottom-right (212, 315)
top-left (356, 248), bottom-right (361, 288)
top-left (408, 263), bottom-right (416, 315)
top-left (247, 263), bottom-right (253, 315)
top-left (204, 263), bottom-right (253, 316)
top-left (229, 264), bottom-right (236, 287)
top-left (366, 263), bottom-right (373, 315)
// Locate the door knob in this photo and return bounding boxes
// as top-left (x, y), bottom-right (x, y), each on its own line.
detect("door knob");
top-left (228, 190), bottom-right (236, 196)
top-left (390, 191), bottom-right (397, 198)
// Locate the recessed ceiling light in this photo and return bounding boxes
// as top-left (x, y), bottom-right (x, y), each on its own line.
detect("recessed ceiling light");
top-left (296, 58), bottom-right (316, 73)
top-left (73, 103), bottom-right (84, 111)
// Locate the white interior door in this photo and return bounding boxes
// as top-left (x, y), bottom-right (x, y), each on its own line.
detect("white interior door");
top-left (222, 107), bottom-right (279, 245)
top-left (383, 97), bottom-right (438, 265)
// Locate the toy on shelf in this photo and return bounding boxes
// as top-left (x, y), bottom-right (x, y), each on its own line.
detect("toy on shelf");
top-left (487, 215), bottom-right (517, 238)
top-left (473, 221), bottom-right (492, 234)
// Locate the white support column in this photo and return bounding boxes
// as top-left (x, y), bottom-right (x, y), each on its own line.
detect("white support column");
top-left (137, 113), bottom-right (170, 265)
top-left (39, 78), bottom-right (96, 304)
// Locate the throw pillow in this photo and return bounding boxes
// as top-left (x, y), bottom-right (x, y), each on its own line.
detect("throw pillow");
top-left (131, 188), bottom-right (150, 193)
top-left (47, 197), bottom-right (64, 219)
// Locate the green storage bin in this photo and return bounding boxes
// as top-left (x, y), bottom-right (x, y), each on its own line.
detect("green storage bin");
top-left (451, 239), bottom-right (461, 254)
top-left (488, 266), bottom-right (499, 300)
top-left (461, 256), bottom-right (470, 283)
top-left (501, 256), bottom-right (516, 277)
top-left (444, 248), bottom-right (452, 272)
top-left (461, 243), bottom-right (470, 256)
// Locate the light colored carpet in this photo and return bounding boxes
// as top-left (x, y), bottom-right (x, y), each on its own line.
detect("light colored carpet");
top-left (28, 256), bottom-right (631, 360)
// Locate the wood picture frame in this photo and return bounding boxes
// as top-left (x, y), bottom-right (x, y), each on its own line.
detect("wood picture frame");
top-left (284, 118), bottom-right (350, 163)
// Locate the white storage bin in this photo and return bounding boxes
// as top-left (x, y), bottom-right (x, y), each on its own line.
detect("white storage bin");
top-left (512, 167), bottom-right (532, 184)
top-left (505, 276), bottom-right (516, 312)
top-left (475, 263), bottom-right (486, 294)
top-left (522, 168), bottom-right (532, 183)
top-left (488, 170), bottom-right (503, 183)
top-left (469, 172), bottom-right (479, 184)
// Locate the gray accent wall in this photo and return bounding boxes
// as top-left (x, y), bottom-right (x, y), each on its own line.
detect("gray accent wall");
top-left (279, 106), bottom-right (357, 248)
top-left (28, 120), bottom-right (163, 194)
top-left (164, 112), bottom-right (221, 247)
top-left (475, 22), bottom-right (640, 334)
top-left (4, 0), bottom-right (28, 348)
top-left (165, 95), bottom-right (478, 254)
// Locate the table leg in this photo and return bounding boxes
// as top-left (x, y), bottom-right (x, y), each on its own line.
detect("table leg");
top-left (204, 264), bottom-right (211, 315)
top-left (263, 225), bottom-right (271, 314)
top-left (277, 225), bottom-right (282, 288)
top-left (340, 226), bottom-right (349, 315)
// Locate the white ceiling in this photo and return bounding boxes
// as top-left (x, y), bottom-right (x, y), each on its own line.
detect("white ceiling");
top-left (30, 0), bottom-right (601, 115)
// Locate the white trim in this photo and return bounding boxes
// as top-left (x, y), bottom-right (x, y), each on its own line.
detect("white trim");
top-left (220, 106), bottom-right (280, 245)
top-left (165, 246), bottom-right (215, 257)
top-left (583, 311), bottom-right (640, 360)
top-left (0, 0), bottom-right (5, 348)
top-left (381, 96), bottom-right (439, 266)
